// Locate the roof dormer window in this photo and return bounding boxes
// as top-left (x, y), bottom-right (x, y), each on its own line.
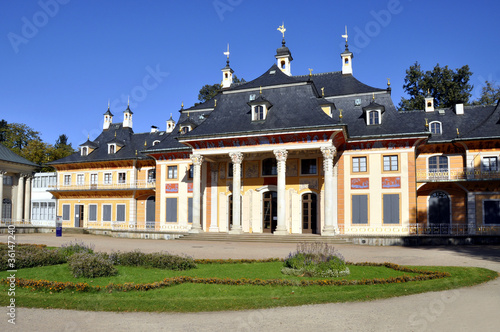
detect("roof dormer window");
top-left (152, 140), bottom-right (160, 146)
top-left (430, 121), bottom-right (442, 134)
top-left (367, 110), bottom-right (381, 125)
top-left (108, 144), bottom-right (116, 154)
top-left (180, 126), bottom-right (191, 134)
top-left (81, 147), bottom-right (88, 156)
top-left (253, 105), bottom-right (266, 121)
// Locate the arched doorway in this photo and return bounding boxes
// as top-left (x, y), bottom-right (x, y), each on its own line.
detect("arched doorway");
top-left (302, 193), bottom-right (318, 234)
top-left (428, 191), bottom-right (450, 225)
top-left (2, 198), bottom-right (12, 221)
top-left (263, 191), bottom-right (277, 233)
top-left (146, 196), bottom-right (155, 228)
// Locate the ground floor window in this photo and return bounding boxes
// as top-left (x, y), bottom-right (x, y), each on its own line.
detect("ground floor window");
top-left (188, 197), bottom-right (193, 223)
top-left (2, 199), bottom-right (12, 220)
top-left (62, 204), bottom-right (70, 221)
top-left (32, 202), bottom-right (56, 221)
top-left (88, 204), bottom-right (97, 221)
top-left (483, 200), bottom-right (500, 225)
top-left (166, 198), bottom-right (177, 222)
top-left (352, 195), bottom-right (368, 224)
top-left (102, 205), bottom-right (112, 222)
top-left (116, 204), bottom-right (126, 222)
top-left (383, 194), bottom-right (400, 224)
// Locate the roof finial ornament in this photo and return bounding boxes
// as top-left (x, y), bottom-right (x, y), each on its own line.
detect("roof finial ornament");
top-left (181, 101), bottom-right (184, 109)
top-left (277, 22), bottom-right (286, 46)
top-left (114, 131), bottom-right (116, 137)
top-left (372, 93), bottom-right (375, 101)
top-left (387, 78), bottom-right (391, 87)
top-left (144, 140), bottom-right (147, 147)
top-left (339, 109), bottom-right (343, 120)
top-left (259, 86), bottom-right (262, 94)
top-left (87, 134), bottom-right (90, 140)
top-left (214, 99), bottom-right (217, 107)
top-left (127, 95), bottom-right (130, 107)
top-left (321, 87), bottom-right (325, 97)
top-left (308, 68), bottom-right (313, 77)
top-left (342, 25), bottom-right (349, 50)
top-left (108, 99), bottom-right (110, 109)
top-left (224, 43), bottom-right (230, 66)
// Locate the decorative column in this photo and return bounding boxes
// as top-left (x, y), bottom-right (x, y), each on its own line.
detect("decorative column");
top-left (273, 149), bottom-right (288, 235)
top-left (321, 146), bottom-right (337, 235)
top-left (208, 163), bottom-right (219, 232)
top-left (16, 174), bottom-right (25, 222)
top-left (24, 175), bottom-right (32, 223)
top-left (229, 152), bottom-right (244, 234)
top-left (0, 171), bottom-right (5, 222)
top-left (189, 154), bottom-right (204, 233)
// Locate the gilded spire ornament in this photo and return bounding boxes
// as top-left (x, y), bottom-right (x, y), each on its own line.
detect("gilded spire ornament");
top-left (277, 22), bottom-right (286, 38)
top-left (308, 68), bottom-right (313, 77)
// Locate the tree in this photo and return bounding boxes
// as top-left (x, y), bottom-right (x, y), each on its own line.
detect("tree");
top-left (472, 81), bottom-right (500, 106)
top-left (197, 75), bottom-right (245, 103)
top-left (0, 123), bottom-right (41, 155)
top-left (0, 119), bottom-right (7, 142)
top-left (399, 62), bottom-right (473, 111)
top-left (49, 134), bottom-right (76, 162)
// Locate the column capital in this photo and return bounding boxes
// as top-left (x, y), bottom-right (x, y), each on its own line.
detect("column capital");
top-left (320, 146), bottom-right (337, 160)
top-left (229, 151), bottom-right (244, 164)
top-left (0, 170), bottom-right (6, 175)
top-left (190, 154), bottom-right (204, 166)
top-left (273, 149), bottom-right (288, 162)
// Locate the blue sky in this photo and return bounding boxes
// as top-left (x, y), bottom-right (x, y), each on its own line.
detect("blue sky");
top-left (1, 0), bottom-right (500, 147)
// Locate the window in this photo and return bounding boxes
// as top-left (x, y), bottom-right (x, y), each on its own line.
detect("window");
top-left (118, 172), bottom-right (126, 184)
top-left (81, 147), bottom-right (87, 156)
top-left (116, 205), bottom-right (125, 222)
top-left (367, 110), bottom-right (380, 125)
top-left (188, 197), bottom-right (193, 223)
top-left (429, 156), bottom-right (448, 172)
top-left (482, 157), bottom-right (498, 171)
top-left (166, 198), bottom-right (177, 222)
top-left (262, 158), bottom-right (277, 176)
top-left (104, 173), bottom-right (112, 185)
top-left (352, 157), bottom-right (367, 173)
top-left (188, 165), bottom-right (194, 179)
top-left (88, 205), bottom-right (97, 222)
top-left (102, 205), bottom-right (112, 222)
top-left (3, 175), bottom-right (13, 186)
top-left (153, 140), bottom-right (160, 146)
top-left (90, 174), bottom-right (98, 187)
top-left (147, 169), bottom-right (156, 182)
top-left (301, 159), bottom-right (317, 175)
top-left (48, 202), bottom-right (55, 221)
top-left (48, 175), bottom-right (56, 187)
top-left (2, 199), bottom-right (12, 220)
top-left (109, 144), bottom-right (115, 154)
top-left (253, 105), bottom-right (265, 121)
top-left (484, 200), bottom-right (500, 225)
top-left (77, 174), bottom-right (84, 185)
top-left (383, 194), bottom-right (400, 224)
top-left (62, 204), bottom-right (70, 221)
top-left (228, 163), bottom-right (233, 178)
top-left (383, 155), bottom-right (398, 172)
top-left (180, 126), bottom-right (190, 134)
top-left (167, 166), bottom-right (178, 179)
top-left (64, 175), bottom-right (71, 186)
top-left (352, 195), bottom-right (368, 224)
top-left (430, 121), bottom-right (442, 134)
top-left (32, 203), bottom-right (39, 220)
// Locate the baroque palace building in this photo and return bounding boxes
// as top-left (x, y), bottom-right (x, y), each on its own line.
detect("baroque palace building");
top-left (48, 29), bottom-right (500, 236)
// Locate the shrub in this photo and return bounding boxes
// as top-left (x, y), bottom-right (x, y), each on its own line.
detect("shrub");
top-left (0, 244), bottom-right (66, 271)
top-left (59, 240), bottom-right (94, 258)
top-left (68, 253), bottom-right (117, 278)
top-left (109, 250), bottom-right (196, 270)
top-left (282, 242), bottom-right (350, 278)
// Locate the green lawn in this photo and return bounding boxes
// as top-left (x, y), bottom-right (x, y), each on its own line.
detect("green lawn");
top-left (0, 262), bottom-right (497, 312)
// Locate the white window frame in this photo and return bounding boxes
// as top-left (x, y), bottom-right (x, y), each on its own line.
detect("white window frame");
top-left (76, 174), bottom-right (85, 186)
top-left (252, 105), bottom-right (267, 121)
top-left (62, 204), bottom-right (71, 221)
top-left (104, 173), bottom-right (112, 185)
top-left (383, 155), bottom-right (398, 172)
top-left (118, 172), bottom-right (126, 184)
top-left (116, 204), bottom-right (126, 222)
top-left (102, 204), bottom-right (112, 222)
top-left (63, 174), bottom-right (71, 186)
top-left (167, 166), bottom-right (178, 179)
top-left (108, 144), bottom-right (116, 154)
top-left (88, 204), bottom-right (97, 222)
top-left (366, 110), bottom-right (381, 125)
top-left (429, 121), bottom-right (442, 134)
top-left (482, 156), bottom-right (498, 172)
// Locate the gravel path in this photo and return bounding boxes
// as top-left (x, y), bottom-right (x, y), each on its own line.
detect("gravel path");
top-left (2, 233), bottom-right (500, 332)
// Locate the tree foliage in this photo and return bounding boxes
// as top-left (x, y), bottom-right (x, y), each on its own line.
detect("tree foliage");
top-left (0, 120), bottom-right (75, 171)
top-left (399, 62), bottom-right (473, 111)
top-left (472, 81), bottom-right (500, 106)
top-left (197, 75), bottom-right (245, 103)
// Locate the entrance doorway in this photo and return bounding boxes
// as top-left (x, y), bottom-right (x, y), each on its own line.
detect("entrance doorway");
top-left (74, 205), bottom-right (84, 227)
top-left (302, 193), bottom-right (318, 234)
top-left (263, 191), bottom-right (277, 233)
top-left (146, 196), bottom-right (155, 228)
top-left (428, 191), bottom-right (450, 225)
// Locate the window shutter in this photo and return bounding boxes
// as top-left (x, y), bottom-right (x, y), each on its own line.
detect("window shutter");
top-left (117, 205), bottom-right (125, 222)
top-left (166, 198), bottom-right (177, 222)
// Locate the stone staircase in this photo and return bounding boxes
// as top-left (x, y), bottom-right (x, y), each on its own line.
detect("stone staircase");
top-left (177, 232), bottom-right (351, 244)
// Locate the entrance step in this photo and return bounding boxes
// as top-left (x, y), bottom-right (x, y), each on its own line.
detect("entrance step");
top-left (61, 227), bottom-right (87, 234)
top-left (177, 233), bottom-right (351, 244)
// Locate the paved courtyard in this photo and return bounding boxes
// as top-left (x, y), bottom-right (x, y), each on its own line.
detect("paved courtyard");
top-left (1, 233), bottom-right (500, 331)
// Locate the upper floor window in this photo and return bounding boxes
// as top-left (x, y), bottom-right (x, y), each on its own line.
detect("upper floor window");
top-left (81, 147), bottom-right (88, 156)
top-left (188, 165), bottom-right (194, 179)
top-left (367, 110), bottom-right (380, 125)
top-left (3, 175), bottom-right (13, 186)
top-left (383, 155), bottom-right (398, 172)
top-left (262, 158), bottom-right (277, 176)
top-left (109, 144), bottom-right (115, 154)
top-left (90, 173), bottom-right (98, 185)
top-left (253, 105), bottom-right (265, 121)
top-left (430, 121), bottom-right (442, 134)
top-left (168, 166), bottom-right (178, 179)
top-left (104, 173), bottom-right (112, 185)
top-left (482, 156), bottom-right (498, 172)
top-left (429, 156), bottom-right (448, 172)
top-left (228, 162), bottom-right (233, 178)
top-left (148, 169), bottom-right (156, 182)
top-left (301, 159), bottom-right (317, 175)
top-left (77, 174), bottom-right (84, 185)
top-left (180, 126), bottom-right (190, 134)
top-left (118, 172), bottom-right (126, 184)
top-left (63, 174), bottom-right (71, 186)
top-left (352, 157), bottom-right (367, 173)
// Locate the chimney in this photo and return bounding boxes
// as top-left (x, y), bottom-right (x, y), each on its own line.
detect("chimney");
top-left (150, 126), bottom-right (158, 133)
top-left (455, 103), bottom-right (464, 115)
